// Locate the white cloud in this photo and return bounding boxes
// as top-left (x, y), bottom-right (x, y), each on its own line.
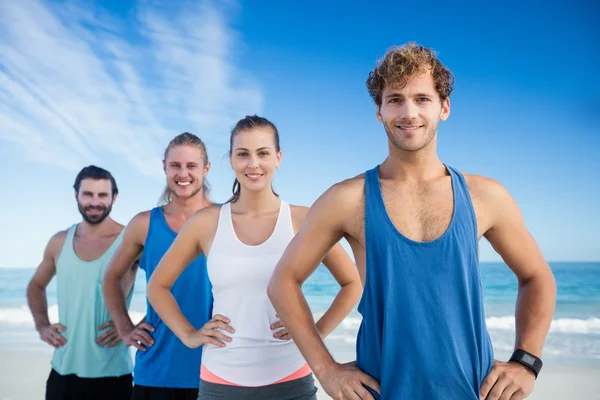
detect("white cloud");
top-left (0, 0), bottom-right (263, 179)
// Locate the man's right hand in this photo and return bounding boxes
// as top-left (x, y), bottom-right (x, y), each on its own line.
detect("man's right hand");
top-left (123, 321), bottom-right (155, 351)
top-left (319, 361), bottom-right (380, 400)
top-left (182, 314), bottom-right (234, 349)
top-left (39, 324), bottom-right (67, 348)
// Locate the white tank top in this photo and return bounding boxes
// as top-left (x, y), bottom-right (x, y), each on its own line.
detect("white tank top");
top-left (201, 201), bottom-right (307, 386)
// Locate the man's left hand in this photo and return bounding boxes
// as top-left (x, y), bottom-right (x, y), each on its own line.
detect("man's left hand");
top-left (480, 360), bottom-right (536, 400)
top-left (96, 321), bottom-right (122, 347)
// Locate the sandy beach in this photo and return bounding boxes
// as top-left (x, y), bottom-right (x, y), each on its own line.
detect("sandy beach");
top-left (1, 349), bottom-right (598, 400)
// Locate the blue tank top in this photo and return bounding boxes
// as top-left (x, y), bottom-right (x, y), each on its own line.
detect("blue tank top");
top-left (134, 207), bottom-right (213, 388)
top-left (357, 165), bottom-right (494, 399)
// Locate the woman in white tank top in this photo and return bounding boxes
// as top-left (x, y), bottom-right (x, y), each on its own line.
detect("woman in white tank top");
top-left (147, 115), bottom-right (362, 399)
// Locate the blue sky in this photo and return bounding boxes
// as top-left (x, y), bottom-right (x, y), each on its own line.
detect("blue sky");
top-left (1, 0), bottom-right (598, 267)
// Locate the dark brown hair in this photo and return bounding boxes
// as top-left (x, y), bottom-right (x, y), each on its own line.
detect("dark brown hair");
top-left (227, 115), bottom-right (280, 203)
top-left (73, 165), bottom-right (118, 196)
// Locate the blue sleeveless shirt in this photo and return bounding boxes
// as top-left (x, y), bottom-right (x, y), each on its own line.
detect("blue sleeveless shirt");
top-left (357, 165), bottom-right (494, 399)
top-left (135, 207), bottom-right (213, 388)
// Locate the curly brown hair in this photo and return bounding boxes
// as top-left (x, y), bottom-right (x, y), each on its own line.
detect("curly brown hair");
top-left (366, 42), bottom-right (454, 106)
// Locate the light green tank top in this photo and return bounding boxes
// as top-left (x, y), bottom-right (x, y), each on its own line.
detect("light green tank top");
top-left (51, 224), bottom-right (133, 378)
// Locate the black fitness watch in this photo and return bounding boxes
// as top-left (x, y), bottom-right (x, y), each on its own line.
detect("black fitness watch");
top-left (509, 349), bottom-right (543, 379)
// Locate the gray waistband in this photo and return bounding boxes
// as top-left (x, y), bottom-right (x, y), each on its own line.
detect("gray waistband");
top-left (197, 374), bottom-right (317, 400)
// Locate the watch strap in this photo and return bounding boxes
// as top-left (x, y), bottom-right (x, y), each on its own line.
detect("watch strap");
top-left (509, 349), bottom-right (543, 379)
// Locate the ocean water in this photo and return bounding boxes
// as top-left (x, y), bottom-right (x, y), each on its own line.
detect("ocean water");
top-left (1, 262), bottom-right (599, 365)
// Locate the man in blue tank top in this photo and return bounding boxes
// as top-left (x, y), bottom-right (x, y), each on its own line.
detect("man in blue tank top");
top-left (27, 166), bottom-right (134, 400)
top-left (103, 133), bottom-right (213, 400)
top-left (269, 42), bottom-right (557, 399)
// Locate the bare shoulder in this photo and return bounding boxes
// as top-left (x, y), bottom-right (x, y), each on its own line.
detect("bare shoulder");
top-left (47, 229), bottom-right (68, 256)
top-left (463, 172), bottom-right (513, 205)
top-left (181, 205), bottom-right (222, 253)
top-left (188, 204), bottom-right (222, 228)
top-left (286, 174), bottom-right (365, 226)
top-left (463, 172), bottom-right (520, 232)
top-left (316, 174), bottom-right (365, 210)
top-left (128, 210), bottom-right (152, 229)
top-left (193, 204), bottom-right (222, 218)
top-left (50, 229), bottom-right (68, 243)
top-left (37, 229), bottom-right (68, 271)
top-left (336, 173), bottom-right (366, 192)
top-left (122, 210), bottom-right (153, 245)
top-left (297, 174), bottom-right (366, 239)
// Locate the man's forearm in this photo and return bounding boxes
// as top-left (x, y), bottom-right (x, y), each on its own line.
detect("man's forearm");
top-left (27, 284), bottom-right (50, 332)
top-left (315, 282), bottom-right (361, 338)
top-left (268, 277), bottom-right (338, 379)
top-left (514, 271), bottom-right (556, 356)
top-left (103, 275), bottom-right (135, 335)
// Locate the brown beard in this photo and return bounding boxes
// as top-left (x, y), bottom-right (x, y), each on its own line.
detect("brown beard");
top-left (78, 203), bottom-right (112, 225)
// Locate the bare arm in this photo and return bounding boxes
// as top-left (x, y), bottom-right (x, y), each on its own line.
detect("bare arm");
top-left (146, 208), bottom-right (233, 348)
top-left (483, 180), bottom-right (556, 356)
top-left (316, 245), bottom-right (362, 338)
top-left (477, 178), bottom-right (556, 400)
top-left (27, 231), bottom-right (67, 347)
top-left (146, 212), bottom-right (203, 341)
top-left (290, 206), bottom-right (362, 339)
top-left (102, 213), bottom-right (147, 337)
top-left (269, 183), bottom-right (379, 398)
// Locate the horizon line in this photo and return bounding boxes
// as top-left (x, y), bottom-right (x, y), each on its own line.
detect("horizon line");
top-left (1, 260), bottom-right (599, 270)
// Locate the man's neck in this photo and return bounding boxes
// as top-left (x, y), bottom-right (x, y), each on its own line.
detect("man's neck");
top-left (164, 193), bottom-right (211, 220)
top-left (77, 218), bottom-right (116, 237)
top-left (381, 137), bottom-right (447, 182)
